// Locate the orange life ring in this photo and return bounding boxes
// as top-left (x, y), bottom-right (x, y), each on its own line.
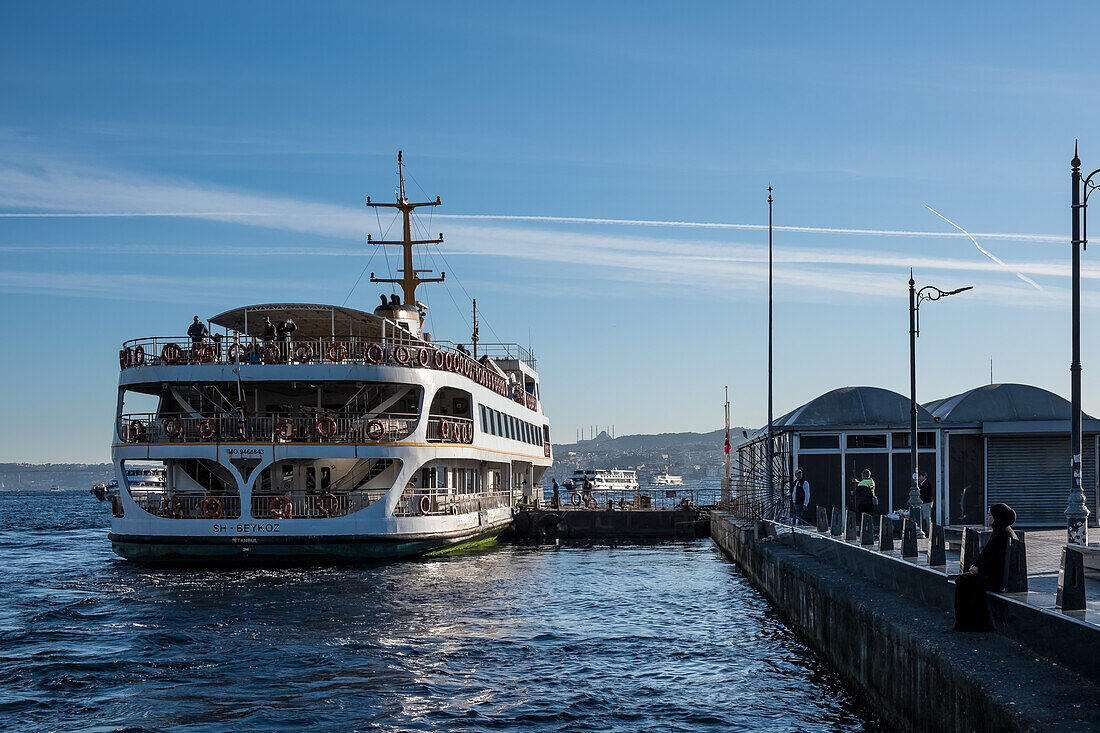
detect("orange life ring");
top-left (294, 343), bottom-right (314, 362)
top-left (163, 417), bottom-right (183, 438)
top-left (275, 418), bottom-right (297, 441)
top-left (262, 345), bottom-right (280, 363)
top-left (161, 342), bottom-right (183, 364)
top-left (432, 350), bottom-right (445, 369)
top-left (197, 418), bottom-right (217, 440)
top-left (570, 492), bottom-right (581, 506)
top-left (440, 420), bottom-right (451, 441)
top-left (366, 419), bottom-right (385, 441)
top-left (394, 345), bottom-right (410, 365)
top-left (128, 420), bottom-right (145, 442)
top-left (316, 492), bottom-right (339, 516)
top-left (316, 416), bottom-right (337, 439)
top-left (444, 352), bottom-right (455, 371)
top-left (133, 345), bottom-right (146, 366)
top-left (366, 342), bottom-right (384, 364)
top-left (585, 495), bottom-right (598, 510)
top-left (203, 496), bottom-right (223, 518)
top-left (417, 348), bottom-right (430, 367)
top-left (162, 496), bottom-right (184, 518)
top-left (227, 342), bottom-right (246, 362)
top-left (269, 496), bottom-right (293, 519)
top-left (419, 495), bottom-right (432, 514)
top-left (326, 342), bottom-right (347, 362)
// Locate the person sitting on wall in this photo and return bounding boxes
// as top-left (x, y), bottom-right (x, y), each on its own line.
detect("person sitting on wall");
top-left (953, 503), bottom-right (1018, 632)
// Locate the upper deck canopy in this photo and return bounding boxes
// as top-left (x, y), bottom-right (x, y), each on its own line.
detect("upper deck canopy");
top-left (209, 303), bottom-right (405, 340)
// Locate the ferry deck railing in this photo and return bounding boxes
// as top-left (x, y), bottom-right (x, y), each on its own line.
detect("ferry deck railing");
top-left (119, 335), bottom-right (540, 412)
top-left (117, 412), bottom-right (419, 444)
top-left (128, 490), bottom-right (243, 520)
top-left (393, 487), bottom-right (513, 517)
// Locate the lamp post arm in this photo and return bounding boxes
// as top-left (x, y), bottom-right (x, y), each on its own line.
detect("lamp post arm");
top-left (1081, 168), bottom-right (1100, 251)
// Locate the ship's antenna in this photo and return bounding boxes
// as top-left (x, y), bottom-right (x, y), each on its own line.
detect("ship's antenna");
top-left (366, 151), bottom-right (445, 305)
top-left (472, 298), bottom-right (480, 358)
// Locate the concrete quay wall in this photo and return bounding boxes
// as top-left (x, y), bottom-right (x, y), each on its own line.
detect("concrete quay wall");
top-left (711, 513), bottom-right (1100, 733)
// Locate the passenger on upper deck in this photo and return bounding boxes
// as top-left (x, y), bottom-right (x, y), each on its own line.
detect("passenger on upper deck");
top-left (261, 316), bottom-right (276, 345)
top-left (276, 319), bottom-right (296, 342)
top-left (187, 316), bottom-right (208, 348)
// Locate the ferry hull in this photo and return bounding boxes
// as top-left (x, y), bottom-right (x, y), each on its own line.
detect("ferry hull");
top-left (108, 522), bottom-right (509, 565)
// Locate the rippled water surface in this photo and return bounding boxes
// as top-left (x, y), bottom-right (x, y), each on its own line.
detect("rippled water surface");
top-left (0, 490), bottom-right (884, 732)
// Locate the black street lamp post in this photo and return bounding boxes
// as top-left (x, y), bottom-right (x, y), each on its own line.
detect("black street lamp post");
top-left (1068, 147), bottom-right (1095, 545)
top-left (909, 272), bottom-right (972, 536)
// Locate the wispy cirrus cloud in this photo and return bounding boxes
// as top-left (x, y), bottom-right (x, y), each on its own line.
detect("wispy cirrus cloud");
top-left (0, 157), bottom-right (1080, 307)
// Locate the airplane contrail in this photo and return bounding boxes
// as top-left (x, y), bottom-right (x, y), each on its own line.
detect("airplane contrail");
top-left (0, 209), bottom-right (1063, 244)
top-left (925, 205), bottom-right (1044, 292)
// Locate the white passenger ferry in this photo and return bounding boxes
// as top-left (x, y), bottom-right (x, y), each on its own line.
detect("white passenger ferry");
top-left (651, 472), bottom-right (683, 486)
top-left (565, 469), bottom-right (639, 491)
top-left (107, 153), bottom-right (552, 563)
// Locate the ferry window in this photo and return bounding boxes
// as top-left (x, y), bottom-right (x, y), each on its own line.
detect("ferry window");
top-left (305, 467), bottom-right (316, 492)
top-left (321, 467), bottom-right (331, 491)
top-left (847, 434), bottom-right (887, 449)
top-left (281, 464), bottom-right (294, 490)
top-left (466, 469), bottom-right (475, 493)
top-left (421, 467), bottom-right (437, 488)
top-left (479, 405), bottom-right (487, 432)
top-left (800, 435), bottom-right (839, 450)
top-left (260, 469), bottom-right (271, 492)
top-left (492, 410), bottom-right (501, 436)
top-left (509, 417), bottom-right (516, 440)
top-left (543, 425), bottom-right (550, 444)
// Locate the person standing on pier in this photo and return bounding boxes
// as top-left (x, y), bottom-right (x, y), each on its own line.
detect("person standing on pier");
top-left (853, 469), bottom-right (876, 517)
top-left (551, 479), bottom-right (561, 509)
top-left (917, 471), bottom-right (934, 529)
top-left (791, 469), bottom-right (810, 525)
top-left (954, 503), bottom-right (1017, 632)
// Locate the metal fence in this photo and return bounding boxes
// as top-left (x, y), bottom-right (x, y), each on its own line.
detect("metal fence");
top-left (550, 487), bottom-right (723, 510)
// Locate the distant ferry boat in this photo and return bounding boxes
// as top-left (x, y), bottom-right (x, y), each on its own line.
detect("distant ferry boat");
top-left (565, 469), bottom-right (639, 491)
top-left (651, 472), bottom-right (683, 486)
top-left (106, 153), bottom-right (552, 563)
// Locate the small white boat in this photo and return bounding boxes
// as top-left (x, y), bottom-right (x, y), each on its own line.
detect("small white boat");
top-left (651, 472), bottom-right (683, 486)
top-left (565, 469), bottom-right (639, 491)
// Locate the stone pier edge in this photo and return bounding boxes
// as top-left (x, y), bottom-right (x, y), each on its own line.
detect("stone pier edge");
top-left (710, 512), bottom-right (1100, 733)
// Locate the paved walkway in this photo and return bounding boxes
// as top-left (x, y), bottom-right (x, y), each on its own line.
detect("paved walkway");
top-left (789, 521), bottom-right (1100, 627)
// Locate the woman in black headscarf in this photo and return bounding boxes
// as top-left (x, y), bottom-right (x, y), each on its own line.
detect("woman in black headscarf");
top-left (953, 503), bottom-right (1017, 631)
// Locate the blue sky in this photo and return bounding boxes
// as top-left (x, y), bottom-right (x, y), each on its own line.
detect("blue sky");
top-left (3, 2), bottom-right (1100, 462)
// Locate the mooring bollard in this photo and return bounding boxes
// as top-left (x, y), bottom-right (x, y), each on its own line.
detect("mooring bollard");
top-left (844, 510), bottom-right (858, 541)
top-left (830, 507), bottom-right (843, 536)
top-left (1057, 547), bottom-right (1086, 611)
top-left (816, 505), bottom-right (829, 533)
top-left (1003, 538), bottom-right (1028, 593)
top-left (959, 527), bottom-right (981, 574)
top-left (928, 524), bottom-right (946, 567)
top-left (860, 513), bottom-right (875, 545)
top-left (878, 514), bottom-right (894, 552)
top-left (901, 518), bottom-right (917, 558)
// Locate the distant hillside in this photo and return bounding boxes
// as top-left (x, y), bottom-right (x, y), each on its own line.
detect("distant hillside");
top-left (553, 428), bottom-right (748, 453)
top-left (0, 463), bottom-right (113, 490)
top-left (550, 428), bottom-right (750, 480)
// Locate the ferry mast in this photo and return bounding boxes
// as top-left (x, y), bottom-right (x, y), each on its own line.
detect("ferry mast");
top-left (367, 151), bottom-right (445, 305)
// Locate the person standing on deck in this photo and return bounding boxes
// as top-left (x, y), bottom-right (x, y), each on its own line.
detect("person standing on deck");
top-left (853, 469), bottom-right (876, 517)
top-left (260, 316), bottom-right (276, 345)
top-left (187, 316), bottom-right (208, 347)
top-left (791, 469), bottom-right (810, 525)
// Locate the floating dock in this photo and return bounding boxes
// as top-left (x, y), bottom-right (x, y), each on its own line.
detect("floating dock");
top-left (510, 508), bottom-right (709, 540)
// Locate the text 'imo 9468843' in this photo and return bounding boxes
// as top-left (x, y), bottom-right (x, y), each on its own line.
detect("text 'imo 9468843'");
top-left (108, 153), bottom-right (552, 564)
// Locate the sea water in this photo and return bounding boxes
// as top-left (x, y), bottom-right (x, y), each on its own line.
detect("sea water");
top-left (0, 489), bottom-right (884, 732)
